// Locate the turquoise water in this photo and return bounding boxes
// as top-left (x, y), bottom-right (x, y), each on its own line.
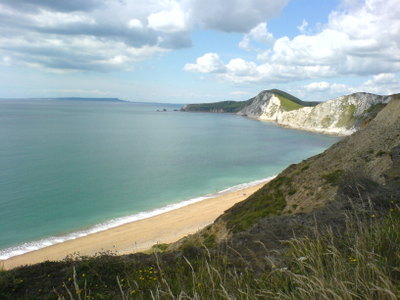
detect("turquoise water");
top-left (0, 100), bottom-right (340, 258)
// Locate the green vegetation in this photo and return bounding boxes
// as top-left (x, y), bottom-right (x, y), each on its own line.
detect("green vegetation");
top-left (221, 176), bottom-right (292, 232)
top-left (182, 100), bottom-right (250, 113)
top-left (321, 115), bottom-right (333, 128)
top-left (1, 207), bottom-right (399, 299)
top-left (365, 103), bottom-right (386, 115)
top-left (150, 243), bottom-right (169, 253)
top-left (376, 150), bottom-right (387, 157)
top-left (337, 103), bottom-right (357, 128)
top-left (300, 164), bottom-right (310, 171)
top-left (358, 103), bottom-right (387, 128)
top-left (275, 94), bottom-right (304, 111)
top-left (269, 89), bottom-right (320, 107)
top-left (322, 169), bottom-right (344, 186)
top-left (182, 89), bottom-right (319, 113)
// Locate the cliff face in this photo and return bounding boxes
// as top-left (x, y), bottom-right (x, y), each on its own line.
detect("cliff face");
top-left (238, 91), bottom-right (393, 135)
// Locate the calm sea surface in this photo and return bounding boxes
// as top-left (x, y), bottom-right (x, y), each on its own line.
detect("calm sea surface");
top-left (0, 100), bottom-right (340, 258)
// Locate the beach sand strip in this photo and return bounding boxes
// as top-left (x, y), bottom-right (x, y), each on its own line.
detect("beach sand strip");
top-left (1, 181), bottom-right (269, 270)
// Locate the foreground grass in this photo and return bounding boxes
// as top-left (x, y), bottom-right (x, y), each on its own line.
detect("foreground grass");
top-left (1, 206), bottom-right (399, 299)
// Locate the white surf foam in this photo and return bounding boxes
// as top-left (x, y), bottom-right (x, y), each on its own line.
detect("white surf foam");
top-left (0, 176), bottom-right (275, 260)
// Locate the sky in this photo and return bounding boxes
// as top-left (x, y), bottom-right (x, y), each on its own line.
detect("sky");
top-left (0, 0), bottom-right (399, 103)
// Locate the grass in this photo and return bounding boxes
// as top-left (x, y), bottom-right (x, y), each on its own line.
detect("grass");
top-left (337, 103), bottom-right (357, 128)
top-left (2, 205), bottom-right (399, 299)
top-left (276, 94), bottom-right (304, 111)
top-left (269, 89), bottom-right (320, 107)
top-left (221, 176), bottom-right (291, 232)
top-left (300, 164), bottom-right (310, 171)
top-left (150, 243), bottom-right (170, 253)
top-left (322, 170), bottom-right (344, 186)
top-left (376, 150), bottom-right (387, 157)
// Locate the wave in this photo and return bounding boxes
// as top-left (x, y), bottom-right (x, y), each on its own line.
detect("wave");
top-left (0, 176), bottom-right (275, 260)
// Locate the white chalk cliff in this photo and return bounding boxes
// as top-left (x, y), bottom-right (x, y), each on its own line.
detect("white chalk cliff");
top-left (237, 91), bottom-right (393, 135)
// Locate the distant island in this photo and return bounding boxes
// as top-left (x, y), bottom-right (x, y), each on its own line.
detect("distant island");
top-left (0, 97), bottom-right (126, 102)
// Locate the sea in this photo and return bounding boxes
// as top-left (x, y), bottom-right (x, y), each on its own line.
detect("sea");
top-left (0, 100), bottom-right (340, 259)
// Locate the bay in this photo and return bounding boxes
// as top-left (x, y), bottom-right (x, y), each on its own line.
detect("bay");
top-left (0, 100), bottom-right (340, 257)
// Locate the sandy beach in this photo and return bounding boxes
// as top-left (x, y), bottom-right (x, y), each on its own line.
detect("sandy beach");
top-left (1, 180), bottom-right (269, 270)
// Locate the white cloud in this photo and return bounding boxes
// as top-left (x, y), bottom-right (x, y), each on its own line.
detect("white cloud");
top-left (127, 19), bottom-right (144, 29)
top-left (239, 22), bottom-right (274, 51)
top-left (0, 1), bottom-right (192, 72)
top-left (360, 73), bottom-right (400, 94)
top-left (184, 53), bottom-right (226, 73)
top-left (226, 59), bottom-right (258, 77)
top-left (304, 81), bottom-right (331, 92)
top-left (0, 0), bottom-right (289, 72)
top-left (298, 73), bottom-right (399, 101)
top-left (0, 33), bottom-right (166, 72)
top-left (186, 0), bottom-right (400, 85)
top-left (31, 9), bottom-right (96, 27)
top-left (297, 19), bottom-right (308, 33)
top-left (147, 2), bottom-right (187, 33)
top-left (364, 73), bottom-right (398, 85)
top-left (304, 81), bottom-right (351, 93)
top-left (249, 22), bottom-right (275, 44)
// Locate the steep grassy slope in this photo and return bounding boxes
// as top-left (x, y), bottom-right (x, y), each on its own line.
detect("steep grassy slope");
top-left (268, 89), bottom-right (320, 107)
top-left (173, 95), bottom-right (400, 248)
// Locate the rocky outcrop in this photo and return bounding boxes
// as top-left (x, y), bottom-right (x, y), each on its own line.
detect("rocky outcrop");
top-left (238, 91), bottom-right (393, 135)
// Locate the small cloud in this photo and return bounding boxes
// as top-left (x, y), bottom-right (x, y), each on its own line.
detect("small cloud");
top-left (297, 19), bottom-right (308, 33)
top-left (147, 3), bottom-right (187, 33)
top-left (184, 53), bottom-right (226, 73)
top-left (364, 73), bottom-right (397, 85)
top-left (361, 73), bottom-right (400, 95)
top-left (304, 81), bottom-right (331, 91)
top-left (304, 81), bottom-right (350, 93)
top-left (239, 22), bottom-right (274, 51)
top-left (127, 18), bottom-right (143, 30)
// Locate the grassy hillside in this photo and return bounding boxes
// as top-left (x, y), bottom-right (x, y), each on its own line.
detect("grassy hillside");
top-left (275, 94), bottom-right (304, 111)
top-left (181, 89), bottom-right (318, 113)
top-left (1, 207), bottom-right (399, 299)
top-left (1, 96), bottom-right (399, 299)
top-left (269, 89), bottom-right (320, 107)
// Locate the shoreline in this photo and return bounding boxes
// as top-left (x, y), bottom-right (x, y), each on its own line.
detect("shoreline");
top-left (1, 178), bottom-right (272, 270)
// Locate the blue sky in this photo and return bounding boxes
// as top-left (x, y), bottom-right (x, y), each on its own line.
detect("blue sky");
top-left (0, 0), bottom-right (399, 103)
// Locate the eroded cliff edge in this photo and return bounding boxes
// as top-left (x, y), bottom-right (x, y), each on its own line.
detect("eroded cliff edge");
top-left (183, 89), bottom-right (395, 135)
